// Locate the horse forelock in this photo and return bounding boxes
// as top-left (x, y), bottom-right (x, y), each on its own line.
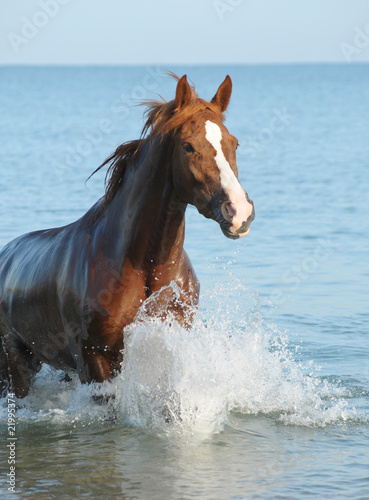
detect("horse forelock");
top-left (141, 96), bottom-right (225, 138)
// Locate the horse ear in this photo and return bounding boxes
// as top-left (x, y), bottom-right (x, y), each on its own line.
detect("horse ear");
top-left (175, 75), bottom-right (192, 109)
top-left (211, 75), bottom-right (232, 112)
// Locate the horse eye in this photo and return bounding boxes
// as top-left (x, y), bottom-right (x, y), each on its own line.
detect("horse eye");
top-left (183, 142), bottom-right (195, 154)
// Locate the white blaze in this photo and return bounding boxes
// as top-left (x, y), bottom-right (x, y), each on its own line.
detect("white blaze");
top-left (205, 120), bottom-right (253, 234)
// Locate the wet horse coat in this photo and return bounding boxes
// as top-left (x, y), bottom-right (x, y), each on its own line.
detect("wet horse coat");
top-left (0, 75), bottom-right (254, 397)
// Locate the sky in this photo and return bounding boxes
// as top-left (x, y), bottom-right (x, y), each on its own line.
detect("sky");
top-left (1, 0), bottom-right (369, 65)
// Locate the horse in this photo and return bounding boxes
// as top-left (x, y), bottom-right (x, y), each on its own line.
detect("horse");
top-left (0, 74), bottom-right (255, 398)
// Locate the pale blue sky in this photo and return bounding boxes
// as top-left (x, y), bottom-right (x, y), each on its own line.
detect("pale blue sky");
top-left (1, 0), bottom-right (369, 65)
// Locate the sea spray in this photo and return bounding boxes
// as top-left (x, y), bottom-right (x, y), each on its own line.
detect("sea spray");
top-left (117, 282), bottom-right (356, 434)
top-left (0, 281), bottom-right (358, 432)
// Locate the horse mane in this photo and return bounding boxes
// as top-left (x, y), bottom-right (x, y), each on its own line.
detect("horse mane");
top-left (90, 74), bottom-right (225, 211)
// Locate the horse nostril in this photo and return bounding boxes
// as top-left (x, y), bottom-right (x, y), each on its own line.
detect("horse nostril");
top-left (226, 203), bottom-right (237, 218)
top-left (221, 202), bottom-right (236, 221)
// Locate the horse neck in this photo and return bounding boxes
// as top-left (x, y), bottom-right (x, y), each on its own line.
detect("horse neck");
top-left (101, 135), bottom-right (187, 269)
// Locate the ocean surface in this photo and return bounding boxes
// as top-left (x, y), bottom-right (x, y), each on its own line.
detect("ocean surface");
top-left (0, 64), bottom-right (368, 499)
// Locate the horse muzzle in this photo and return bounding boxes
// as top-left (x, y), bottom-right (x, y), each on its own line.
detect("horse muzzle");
top-left (195, 189), bottom-right (255, 239)
top-left (220, 194), bottom-right (255, 239)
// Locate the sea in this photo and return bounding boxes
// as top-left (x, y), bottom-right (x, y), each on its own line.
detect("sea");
top-left (0, 64), bottom-right (368, 499)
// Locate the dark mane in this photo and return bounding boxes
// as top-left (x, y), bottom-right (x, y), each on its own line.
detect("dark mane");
top-left (90, 139), bottom-right (142, 210)
top-left (90, 74), bottom-right (225, 211)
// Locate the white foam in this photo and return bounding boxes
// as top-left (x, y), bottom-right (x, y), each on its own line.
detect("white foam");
top-left (0, 280), bottom-right (360, 435)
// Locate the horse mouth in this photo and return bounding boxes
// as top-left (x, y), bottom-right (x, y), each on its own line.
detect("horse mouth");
top-left (196, 194), bottom-right (255, 239)
top-left (221, 224), bottom-right (250, 239)
top-left (220, 211), bottom-right (254, 239)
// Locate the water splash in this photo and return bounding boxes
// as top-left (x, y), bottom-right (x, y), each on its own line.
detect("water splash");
top-left (117, 282), bottom-right (356, 434)
top-left (0, 281), bottom-right (360, 434)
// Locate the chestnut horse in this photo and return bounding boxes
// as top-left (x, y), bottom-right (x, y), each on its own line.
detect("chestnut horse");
top-left (0, 75), bottom-right (254, 398)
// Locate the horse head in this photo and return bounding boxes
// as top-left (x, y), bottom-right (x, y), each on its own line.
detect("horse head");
top-left (170, 75), bottom-right (255, 239)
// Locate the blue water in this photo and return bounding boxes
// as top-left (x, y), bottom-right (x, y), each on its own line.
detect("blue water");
top-left (0, 65), bottom-right (368, 499)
